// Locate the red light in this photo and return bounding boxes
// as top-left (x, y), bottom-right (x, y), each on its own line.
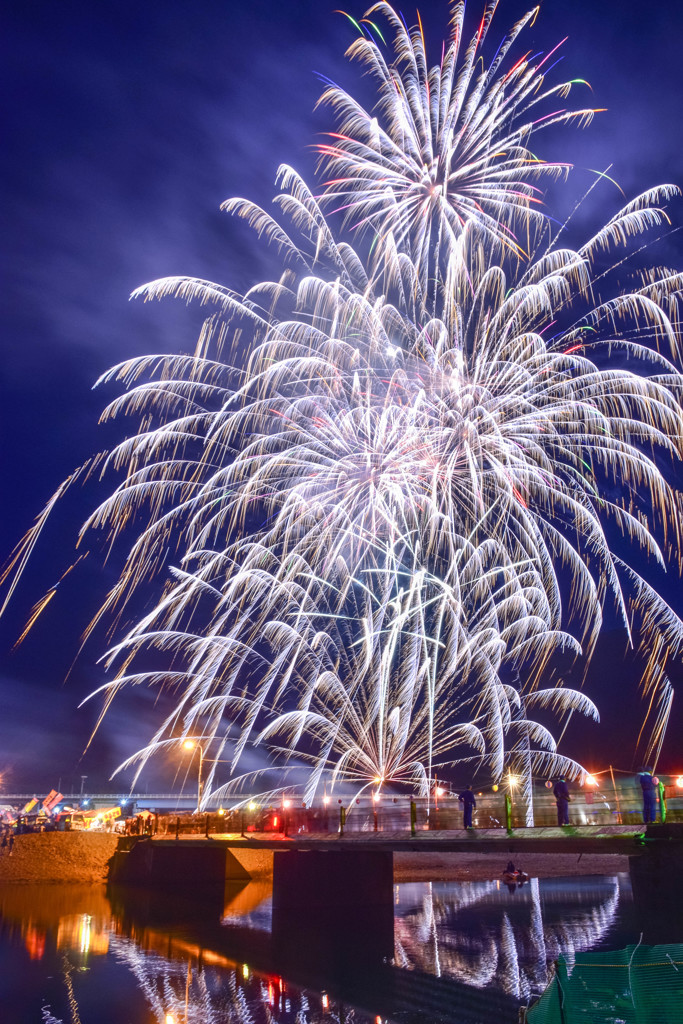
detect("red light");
top-left (272, 816), bottom-right (278, 829)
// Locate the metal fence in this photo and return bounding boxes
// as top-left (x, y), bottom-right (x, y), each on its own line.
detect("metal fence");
top-left (127, 777), bottom-right (682, 837)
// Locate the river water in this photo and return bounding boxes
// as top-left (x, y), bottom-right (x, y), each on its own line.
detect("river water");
top-left (0, 873), bottom-right (645, 1023)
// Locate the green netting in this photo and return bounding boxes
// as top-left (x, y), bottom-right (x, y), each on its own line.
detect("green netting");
top-left (525, 944), bottom-right (683, 1024)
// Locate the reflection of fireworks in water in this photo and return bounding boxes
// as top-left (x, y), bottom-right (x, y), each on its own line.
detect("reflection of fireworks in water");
top-left (109, 935), bottom-right (366, 1024)
top-left (41, 934), bottom-right (359, 1024)
top-left (4, 4), bottom-right (683, 800)
top-left (394, 875), bottom-right (622, 1001)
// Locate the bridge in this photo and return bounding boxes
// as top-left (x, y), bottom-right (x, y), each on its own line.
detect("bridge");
top-left (110, 823), bottom-right (683, 952)
top-left (2, 792), bottom-right (199, 812)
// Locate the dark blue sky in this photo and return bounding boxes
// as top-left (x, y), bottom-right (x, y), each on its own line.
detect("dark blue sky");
top-left (1, 0), bottom-right (682, 793)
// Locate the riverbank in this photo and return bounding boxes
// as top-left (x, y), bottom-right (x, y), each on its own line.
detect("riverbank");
top-left (393, 851), bottom-right (630, 881)
top-left (0, 832), bottom-right (119, 883)
top-left (0, 832), bottom-right (629, 885)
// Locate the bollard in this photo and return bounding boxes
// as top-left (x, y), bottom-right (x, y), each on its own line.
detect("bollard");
top-left (505, 793), bottom-right (513, 832)
top-left (659, 780), bottom-right (667, 823)
top-left (175, 816), bottom-right (180, 840)
top-left (339, 805), bottom-right (346, 836)
top-left (240, 811), bottom-right (246, 837)
top-left (410, 800), bottom-right (417, 837)
top-left (205, 814), bottom-right (210, 838)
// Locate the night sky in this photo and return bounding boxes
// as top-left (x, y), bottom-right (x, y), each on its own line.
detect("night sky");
top-left (1, 0), bottom-right (682, 795)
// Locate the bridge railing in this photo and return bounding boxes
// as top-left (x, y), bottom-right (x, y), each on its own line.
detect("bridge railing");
top-left (121, 782), bottom-right (682, 838)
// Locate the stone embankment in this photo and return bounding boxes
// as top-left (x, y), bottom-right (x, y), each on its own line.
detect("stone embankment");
top-left (0, 832), bottom-right (119, 884)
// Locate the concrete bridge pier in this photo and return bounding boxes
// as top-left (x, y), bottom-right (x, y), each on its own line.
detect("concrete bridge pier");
top-left (271, 849), bottom-right (395, 977)
top-left (628, 824), bottom-right (683, 944)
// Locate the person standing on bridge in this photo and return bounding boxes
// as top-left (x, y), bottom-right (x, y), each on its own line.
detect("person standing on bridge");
top-left (637, 768), bottom-right (658, 824)
top-left (553, 777), bottom-right (571, 826)
top-left (458, 786), bottom-right (476, 829)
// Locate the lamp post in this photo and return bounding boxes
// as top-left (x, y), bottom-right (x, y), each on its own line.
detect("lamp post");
top-left (183, 740), bottom-right (204, 814)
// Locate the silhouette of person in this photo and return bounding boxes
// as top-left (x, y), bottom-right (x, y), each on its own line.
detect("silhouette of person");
top-left (458, 785), bottom-right (476, 828)
top-left (637, 768), bottom-right (658, 824)
top-left (553, 777), bottom-right (570, 825)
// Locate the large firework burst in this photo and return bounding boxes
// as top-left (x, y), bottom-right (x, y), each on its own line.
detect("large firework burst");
top-left (3, 3), bottom-right (683, 802)
top-left (317, 0), bottom-right (600, 291)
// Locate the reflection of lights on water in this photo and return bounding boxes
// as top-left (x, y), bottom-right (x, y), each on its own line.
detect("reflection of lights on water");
top-left (242, 963), bottom-right (250, 979)
top-left (78, 914), bottom-right (91, 954)
top-left (322, 992), bottom-right (329, 1009)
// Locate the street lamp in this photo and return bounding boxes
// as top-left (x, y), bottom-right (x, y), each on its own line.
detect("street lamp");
top-left (183, 740), bottom-right (204, 814)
